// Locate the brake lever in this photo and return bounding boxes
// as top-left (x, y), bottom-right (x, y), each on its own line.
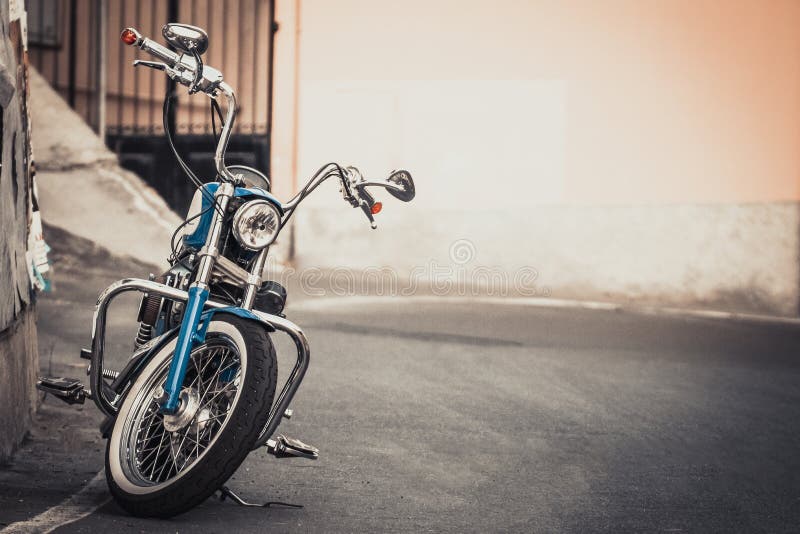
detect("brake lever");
top-left (133, 59), bottom-right (167, 71)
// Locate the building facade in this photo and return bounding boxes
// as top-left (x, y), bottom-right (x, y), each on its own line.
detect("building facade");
top-left (270, 0), bottom-right (800, 316)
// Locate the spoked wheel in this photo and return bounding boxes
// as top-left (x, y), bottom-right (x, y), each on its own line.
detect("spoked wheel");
top-left (106, 314), bottom-right (277, 518)
top-left (125, 338), bottom-right (241, 484)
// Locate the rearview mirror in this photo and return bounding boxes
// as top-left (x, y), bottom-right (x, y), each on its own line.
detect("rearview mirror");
top-left (162, 23), bottom-right (208, 55)
top-left (386, 170), bottom-right (415, 202)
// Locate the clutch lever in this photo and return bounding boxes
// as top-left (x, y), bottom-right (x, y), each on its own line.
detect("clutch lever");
top-left (341, 166), bottom-right (382, 229)
top-left (355, 184), bottom-right (380, 230)
top-left (359, 199), bottom-right (378, 229)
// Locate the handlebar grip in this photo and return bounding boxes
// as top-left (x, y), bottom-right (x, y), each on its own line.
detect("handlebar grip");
top-left (121, 28), bottom-right (180, 69)
top-left (140, 38), bottom-right (180, 66)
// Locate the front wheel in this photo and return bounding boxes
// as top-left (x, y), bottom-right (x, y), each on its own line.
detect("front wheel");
top-left (106, 314), bottom-right (277, 518)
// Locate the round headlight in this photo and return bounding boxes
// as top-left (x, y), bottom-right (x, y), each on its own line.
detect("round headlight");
top-left (232, 200), bottom-right (281, 250)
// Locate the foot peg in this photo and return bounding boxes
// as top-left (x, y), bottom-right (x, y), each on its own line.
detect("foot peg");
top-left (36, 377), bottom-right (89, 405)
top-left (265, 435), bottom-right (319, 460)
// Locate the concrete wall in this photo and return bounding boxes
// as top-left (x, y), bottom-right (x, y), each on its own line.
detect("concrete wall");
top-left (0, 1), bottom-right (39, 462)
top-left (271, 0), bottom-right (800, 316)
top-left (0, 311), bottom-right (38, 463)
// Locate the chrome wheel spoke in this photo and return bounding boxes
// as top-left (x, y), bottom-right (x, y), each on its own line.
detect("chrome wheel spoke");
top-left (200, 380), bottom-right (238, 411)
top-left (123, 337), bottom-right (242, 487)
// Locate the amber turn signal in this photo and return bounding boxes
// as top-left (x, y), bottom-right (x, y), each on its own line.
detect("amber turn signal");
top-left (121, 28), bottom-right (138, 45)
top-left (371, 202), bottom-right (382, 215)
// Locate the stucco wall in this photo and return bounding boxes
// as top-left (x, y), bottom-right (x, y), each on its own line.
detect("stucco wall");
top-left (294, 202), bottom-right (799, 315)
top-left (271, 0), bottom-right (800, 315)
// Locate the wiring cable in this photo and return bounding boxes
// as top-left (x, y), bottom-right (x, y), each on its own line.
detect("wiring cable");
top-left (163, 87), bottom-right (227, 265)
top-left (279, 163), bottom-right (351, 230)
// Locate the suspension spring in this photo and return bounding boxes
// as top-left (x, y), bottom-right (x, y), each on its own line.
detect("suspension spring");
top-left (134, 323), bottom-right (153, 349)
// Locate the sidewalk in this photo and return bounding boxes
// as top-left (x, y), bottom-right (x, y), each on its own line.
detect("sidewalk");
top-left (0, 225), bottom-right (156, 528)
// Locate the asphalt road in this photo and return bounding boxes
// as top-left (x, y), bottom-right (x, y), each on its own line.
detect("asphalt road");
top-left (2, 228), bottom-right (799, 533)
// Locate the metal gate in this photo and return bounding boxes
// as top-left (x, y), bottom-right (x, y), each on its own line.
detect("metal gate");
top-left (28, 0), bottom-right (275, 212)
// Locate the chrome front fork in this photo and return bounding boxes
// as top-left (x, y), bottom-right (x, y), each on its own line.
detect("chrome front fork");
top-left (90, 181), bottom-right (300, 439)
top-left (159, 182), bottom-right (234, 413)
top-left (241, 249), bottom-right (267, 309)
top-left (194, 182), bottom-right (235, 288)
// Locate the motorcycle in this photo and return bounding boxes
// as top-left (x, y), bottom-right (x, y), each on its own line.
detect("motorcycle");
top-left (36, 23), bottom-right (415, 518)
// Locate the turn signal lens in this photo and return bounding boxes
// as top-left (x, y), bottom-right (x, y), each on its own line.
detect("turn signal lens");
top-left (121, 28), bottom-right (138, 45)
top-left (371, 202), bottom-right (382, 215)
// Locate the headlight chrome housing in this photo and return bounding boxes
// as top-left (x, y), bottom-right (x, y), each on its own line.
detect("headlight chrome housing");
top-left (231, 200), bottom-right (281, 250)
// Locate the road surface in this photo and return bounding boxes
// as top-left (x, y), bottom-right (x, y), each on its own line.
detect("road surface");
top-left (1, 227), bottom-right (799, 533)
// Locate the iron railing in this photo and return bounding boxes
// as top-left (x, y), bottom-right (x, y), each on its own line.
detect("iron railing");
top-left (29, 0), bottom-right (275, 212)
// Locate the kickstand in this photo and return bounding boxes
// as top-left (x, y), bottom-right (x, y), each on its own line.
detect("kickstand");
top-left (218, 485), bottom-right (303, 509)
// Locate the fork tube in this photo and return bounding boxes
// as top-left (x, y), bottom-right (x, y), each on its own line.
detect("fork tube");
top-left (241, 248), bottom-right (267, 310)
top-left (160, 183), bottom-right (234, 414)
top-left (194, 182), bottom-right (234, 285)
top-left (160, 285), bottom-right (208, 414)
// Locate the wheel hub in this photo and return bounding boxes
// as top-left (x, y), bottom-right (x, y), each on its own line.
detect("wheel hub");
top-left (162, 389), bottom-right (200, 432)
top-left (190, 407), bottom-right (213, 434)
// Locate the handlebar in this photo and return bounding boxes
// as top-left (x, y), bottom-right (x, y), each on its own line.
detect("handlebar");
top-left (121, 27), bottom-right (237, 184)
top-left (122, 27), bottom-right (225, 95)
top-left (121, 26), bottom-right (415, 223)
top-left (283, 165), bottom-right (412, 230)
top-left (121, 28), bottom-right (179, 71)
